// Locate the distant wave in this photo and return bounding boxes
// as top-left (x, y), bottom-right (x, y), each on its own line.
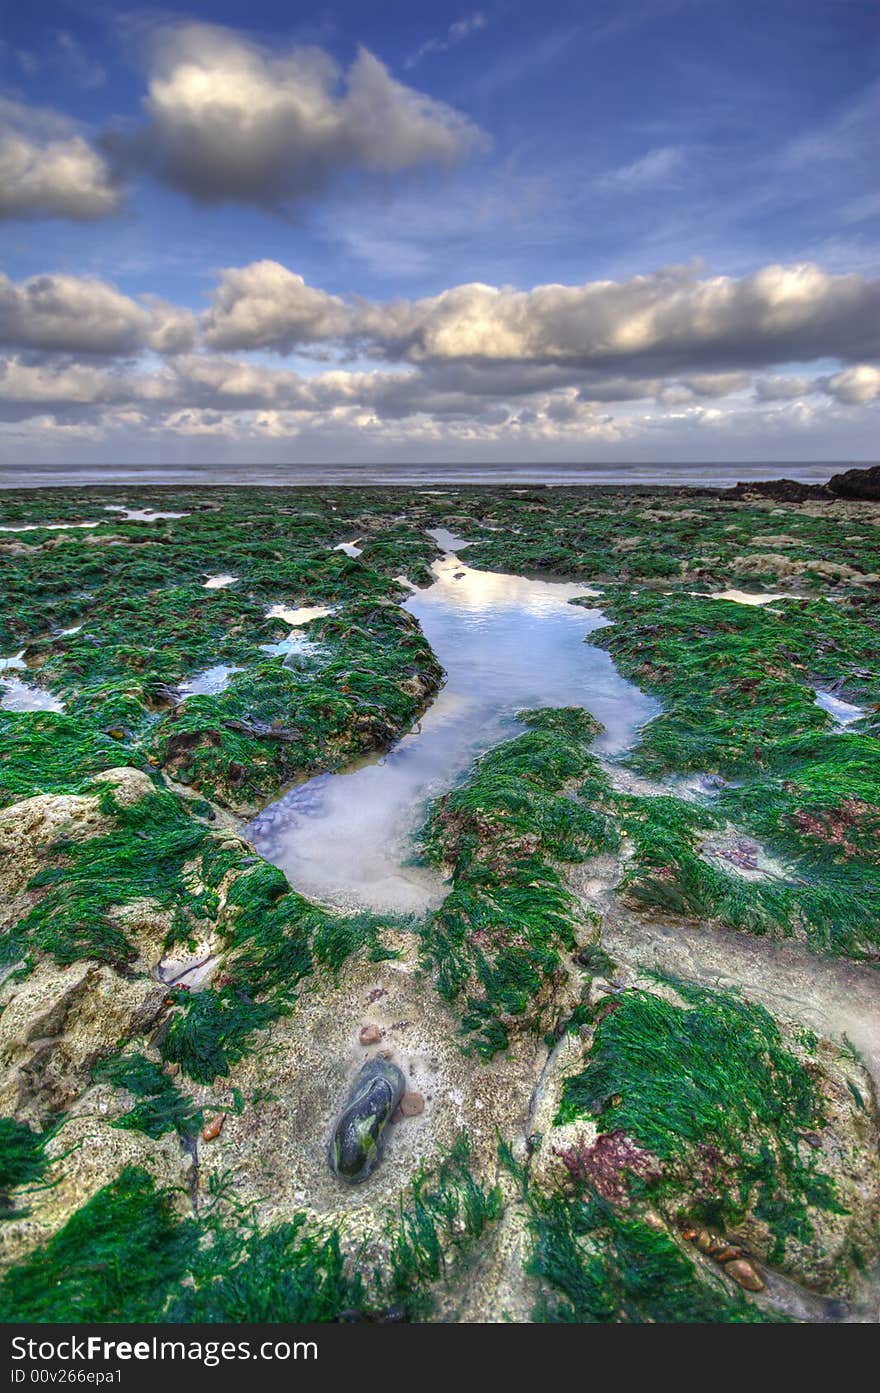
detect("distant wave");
top-left (0, 460), bottom-right (866, 490)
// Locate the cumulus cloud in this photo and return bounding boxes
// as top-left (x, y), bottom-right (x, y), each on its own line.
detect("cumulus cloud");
top-left (112, 22), bottom-right (486, 209)
top-left (825, 363), bottom-right (880, 404)
top-left (2, 257), bottom-right (877, 455)
top-left (202, 261), bottom-right (350, 351)
top-left (0, 272), bottom-right (196, 356)
top-left (200, 259), bottom-right (880, 373)
top-left (360, 263), bottom-right (880, 369)
top-left (0, 98), bottom-right (121, 221)
top-left (0, 357), bottom-right (121, 407)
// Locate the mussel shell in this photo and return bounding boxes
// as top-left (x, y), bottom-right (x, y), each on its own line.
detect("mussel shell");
top-left (328, 1058), bottom-right (407, 1184)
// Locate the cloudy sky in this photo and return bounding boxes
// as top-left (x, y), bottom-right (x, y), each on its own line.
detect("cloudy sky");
top-left (0, 0), bottom-right (878, 469)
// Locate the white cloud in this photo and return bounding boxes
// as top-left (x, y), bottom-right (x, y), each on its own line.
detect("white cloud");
top-left (0, 357), bottom-right (121, 406)
top-left (825, 364), bottom-right (880, 405)
top-left (1, 257), bottom-right (877, 455)
top-left (680, 372), bottom-right (749, 397)
top-left (0, 272), bottom-right (196, 355)
top-left (0, 98), bottom-right (120, 221)
top-left (202, 261), bottom-right (350, 350)
top-left (114, 22), bottom-right (486, 209)
top-left (200, 258), bottom-right (880, 375)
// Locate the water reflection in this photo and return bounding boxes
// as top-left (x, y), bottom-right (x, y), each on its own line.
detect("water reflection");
top-left (245, 555), bottom-right (658, 915)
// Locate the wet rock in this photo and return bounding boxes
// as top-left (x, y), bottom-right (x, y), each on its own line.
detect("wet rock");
top-left (202, 1114), bottom-right (225, 1142)
top-left (723, 1258), bottom-right (765, 1292)
top-left (399, 1090), bottom-right (425, 1117)
top-left (0, 960), bottom-right (168, 1127)
top-left (708, 838), bottom-right (760, 871)
top-left (151, 682), bottom-right (182, 704)
top-left (554, 1129), bottom-right (662, 1201)
top-left (359, 1023), bottom-right (383, 1045)
top-left (328, 1058), bottom-right (406, 1184)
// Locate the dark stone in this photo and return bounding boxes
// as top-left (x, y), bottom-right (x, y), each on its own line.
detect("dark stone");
top-left (722, 477), bottom-right (831, 502)
top-left (328, 1058), bottom-right (406, 1184)
top-left (827, 464), bottom-right (880, 501)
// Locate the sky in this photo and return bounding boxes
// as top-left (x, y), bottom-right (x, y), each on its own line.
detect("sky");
top-left (0, 0), bottom-right (878, 470)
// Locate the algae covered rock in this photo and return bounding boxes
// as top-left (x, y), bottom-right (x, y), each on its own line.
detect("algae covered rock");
top-left (328, 1058), bottom-right (406, 1184)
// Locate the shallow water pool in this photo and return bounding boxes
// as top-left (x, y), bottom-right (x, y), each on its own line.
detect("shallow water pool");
top-left (245, 554), bottom-right (659, 915)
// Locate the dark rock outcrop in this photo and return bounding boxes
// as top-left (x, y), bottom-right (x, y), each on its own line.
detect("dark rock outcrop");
top-left (827, 464), bottom-right (880, 500)
top-left (723, 477), bottom-right (831, 502)
top-left (723, 464), bottom-right (880, 503)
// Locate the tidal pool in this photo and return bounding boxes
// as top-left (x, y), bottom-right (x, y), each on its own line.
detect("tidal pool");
top-left (0, 677), bottom-right (64, 712)
top-left (245, 554), bottom-right (659, 914)
top-left (815, 689), bottom-right (865, 727)
top-left (178, 663), bottom-right (243, 699)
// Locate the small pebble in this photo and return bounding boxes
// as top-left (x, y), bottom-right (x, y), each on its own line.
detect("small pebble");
top-left (723, 1258), bottom-right (765, 1292)
top-left (359, 1023), bottom-right (382, 1045)
top-left (712, 1245), bottom-right (742, 1264)
top-left (399, 1091), bottom-right (425, 1117)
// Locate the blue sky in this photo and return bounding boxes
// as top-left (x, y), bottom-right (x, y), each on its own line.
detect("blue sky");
top-left (0, 0), bottom-right (878, 466)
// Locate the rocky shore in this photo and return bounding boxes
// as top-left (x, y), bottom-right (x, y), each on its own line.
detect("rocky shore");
top-left (1, 470), bottom-right (878, 1322)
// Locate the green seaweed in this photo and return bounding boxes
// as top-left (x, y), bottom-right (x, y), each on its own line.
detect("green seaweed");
top-left (387, 1134), bottom-right (504, 1319)
top-left (92, 1053), bottom-right (203, 1139)
top-left (419, 708), bottom-right (612, 1056)
top-left (0, 1118), bottom-right (56, 1217)
top-left (558, 981), bottom-right (844, 1259)
top-left (528, 1192), bottom-right (772, 1323)
top-left (0, 1167), bottom-right (198, 1322)
top-left (0, 1165), bottom-right (364, 1324)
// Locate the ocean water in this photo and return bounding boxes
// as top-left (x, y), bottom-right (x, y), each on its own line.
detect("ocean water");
top-left (0, 460), bottom-right (860, 490)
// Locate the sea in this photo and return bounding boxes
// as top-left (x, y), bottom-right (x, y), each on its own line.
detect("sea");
top-left (0, 461), bottom-right (869, 490)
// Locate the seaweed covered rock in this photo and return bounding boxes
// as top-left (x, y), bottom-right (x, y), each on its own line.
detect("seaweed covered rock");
top-left (2, 483), bottom-right (879, 1323)
top-left (0, 961), bottom-right (167, 1127)
top-left (328, 1058), bottom-right (406, 1184)
top-left (544, 976), bottom-right (880, 1295)
top-left (419, 709), bottom-right (614, 1057)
